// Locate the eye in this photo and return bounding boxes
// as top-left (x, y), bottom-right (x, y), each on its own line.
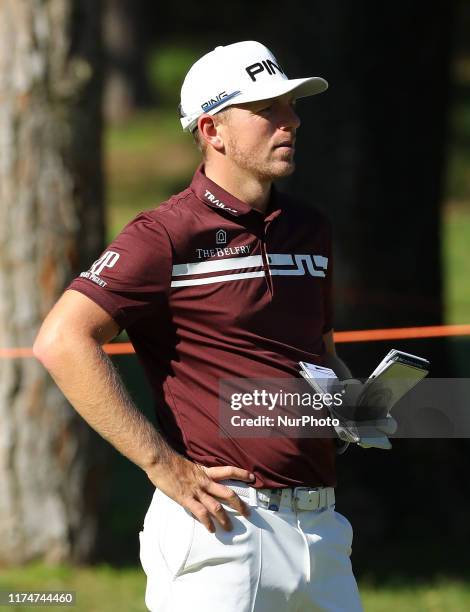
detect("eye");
top-left (257, 104), bottom-right (274, 115)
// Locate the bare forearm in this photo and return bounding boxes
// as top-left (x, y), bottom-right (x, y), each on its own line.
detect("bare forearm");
top-left (32, 291), bottom-right (255, 533)
top-left (35, 335), bottom-right (174, 472)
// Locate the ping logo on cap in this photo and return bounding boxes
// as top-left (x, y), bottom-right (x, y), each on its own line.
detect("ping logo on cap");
top-left (245, 59), bottom-right (285, 82)
top-left (201, 90), bottom-right (242, 112)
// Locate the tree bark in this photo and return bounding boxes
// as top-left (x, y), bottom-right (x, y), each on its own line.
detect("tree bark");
top-left (0, 0), bottom-right (104, 564)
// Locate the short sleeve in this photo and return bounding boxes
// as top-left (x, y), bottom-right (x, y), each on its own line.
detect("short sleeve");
top-left (322, 219), bottom-right (334, 334)
top-left (67, 212), bottom-right (172, 331)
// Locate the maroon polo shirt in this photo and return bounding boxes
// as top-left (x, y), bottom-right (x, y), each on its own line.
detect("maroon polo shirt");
top-left (68, 165), bottom-right (336, 488)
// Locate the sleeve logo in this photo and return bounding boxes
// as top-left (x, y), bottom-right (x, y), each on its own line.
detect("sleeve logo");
top-left (89, 251), bottom-right (120, 276)
top-left (80, 250), bottom-right (120, 287)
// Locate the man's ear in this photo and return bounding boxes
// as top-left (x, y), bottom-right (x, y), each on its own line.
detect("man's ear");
top-left (198, 115), bottom-right (225, 152)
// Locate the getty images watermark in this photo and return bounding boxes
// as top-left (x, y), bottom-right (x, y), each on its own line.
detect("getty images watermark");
top-left (219, 377), bottom-right (470, 439)
top-left (229, 387), bottom-right (341, 429)
top-left (219, 378), bottom-right (343, 438)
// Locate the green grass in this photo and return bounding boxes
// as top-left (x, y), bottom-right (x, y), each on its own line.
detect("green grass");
top-left (361, 578), bottom-right (470, 611)
top-left (104, 108), bottom-right (199, 239)
top-left (443, 203), bottom-right (470, 324)
top-left (1, 563), bottom-right (470, 611)
top-left (446, 82), bottom-right (470, 203)
top-left (443, 73), bottom-right (470, 325)
top-left (0, 563), bottom-right (146, 612)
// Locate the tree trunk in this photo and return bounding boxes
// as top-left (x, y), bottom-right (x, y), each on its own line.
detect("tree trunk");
top-left (0, 0), bottom-right (104, 564)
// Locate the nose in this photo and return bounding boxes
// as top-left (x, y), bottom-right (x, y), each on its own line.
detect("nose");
top-left (279, 102), bottom-right (301, 130)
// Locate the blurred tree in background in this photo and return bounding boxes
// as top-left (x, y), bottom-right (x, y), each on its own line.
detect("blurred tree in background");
top-left (103, 0), bottom-right (154, 122)
top-left (0, 0), bottom-right (105, 564)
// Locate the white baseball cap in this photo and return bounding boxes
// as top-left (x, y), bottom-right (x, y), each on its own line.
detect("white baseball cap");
top-left (179, 40), bottom-right (328, 132)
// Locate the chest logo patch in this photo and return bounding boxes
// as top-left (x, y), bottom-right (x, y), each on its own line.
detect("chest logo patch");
top-left (216, 229), bottom-right (227, 245)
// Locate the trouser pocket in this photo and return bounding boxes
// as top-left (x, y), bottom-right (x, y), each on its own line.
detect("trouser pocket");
top-left (180, 504), bottom-right (252, 575)
top-left (140, 489), bottom-right (195, 579)
top-left (333, 509), bottom-right (354, 556)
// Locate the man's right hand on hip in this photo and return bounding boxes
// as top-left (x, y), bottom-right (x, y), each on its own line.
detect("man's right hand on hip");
top-left (146, 455), bottom-right (255, 533)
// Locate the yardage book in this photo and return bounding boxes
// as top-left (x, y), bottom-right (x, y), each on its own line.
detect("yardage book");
top-left (359, 349), bottom-right (430, 414)
top-left (299, 349), bottom-right (430, 444)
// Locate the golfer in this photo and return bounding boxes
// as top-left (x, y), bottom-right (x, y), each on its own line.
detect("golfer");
top-left (34, 41), bottom-right (363, 611)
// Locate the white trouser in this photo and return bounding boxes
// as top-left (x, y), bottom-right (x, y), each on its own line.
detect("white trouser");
top-left (139, 483), bottom-right (363, 612)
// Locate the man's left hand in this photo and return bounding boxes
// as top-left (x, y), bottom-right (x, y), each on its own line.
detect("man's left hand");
top-left (334, 379), bottom-right (397, 449)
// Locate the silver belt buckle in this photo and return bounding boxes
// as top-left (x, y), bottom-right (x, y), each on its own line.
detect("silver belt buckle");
top-left (294, 487), bottom-right (322, 511)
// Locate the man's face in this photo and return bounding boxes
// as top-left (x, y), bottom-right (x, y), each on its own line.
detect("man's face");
top-left (217, 93), bottom-right (301, 181)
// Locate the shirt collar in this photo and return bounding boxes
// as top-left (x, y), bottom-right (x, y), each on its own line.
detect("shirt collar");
top-left (191, 164), bottom-right (282, 222)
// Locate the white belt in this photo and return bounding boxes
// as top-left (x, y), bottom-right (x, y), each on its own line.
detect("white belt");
top-left (222, 480), bottom-right (335, 512)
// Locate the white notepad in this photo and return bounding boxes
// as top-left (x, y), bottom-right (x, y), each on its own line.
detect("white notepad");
top-left (299, 350), bottom-right (430, 446)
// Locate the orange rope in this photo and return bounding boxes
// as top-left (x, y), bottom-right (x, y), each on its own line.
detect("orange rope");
top-left (334, 324), bottom-right (470, 343)
top-left (2, 324), bottom-right (469, 359)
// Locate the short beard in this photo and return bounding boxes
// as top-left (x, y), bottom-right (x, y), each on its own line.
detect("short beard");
top-left (224, 134), bottom-right (295, 182)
